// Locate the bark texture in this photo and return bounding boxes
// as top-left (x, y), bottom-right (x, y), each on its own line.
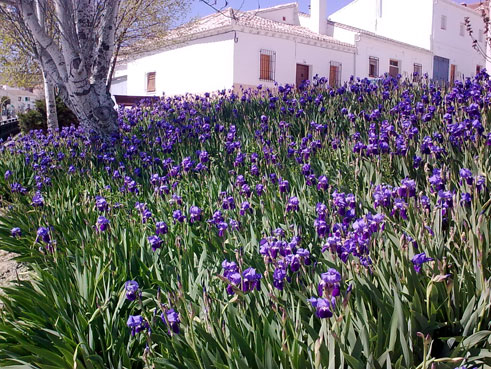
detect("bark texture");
top-left (3, 0), bottom-right (122, 138)
top-left (42, 70), bottom-right (58, 131)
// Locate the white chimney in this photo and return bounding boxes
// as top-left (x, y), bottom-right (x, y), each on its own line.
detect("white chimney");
top-left (311, 0), bottom-right (327, 34)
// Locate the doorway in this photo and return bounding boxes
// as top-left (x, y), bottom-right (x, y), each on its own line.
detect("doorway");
top-left (296, 64), bottom-right (309, 87)
top-left (450, 64), bottom-right (456, 86)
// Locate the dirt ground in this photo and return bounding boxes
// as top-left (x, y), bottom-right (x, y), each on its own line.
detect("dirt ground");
top-left (0, 250), bottom-right (28, 294)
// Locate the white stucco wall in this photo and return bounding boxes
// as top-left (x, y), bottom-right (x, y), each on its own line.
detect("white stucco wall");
top-left (431, 0), bottom-right (486, 79)
top-left (110, 76), bottom-right (128, 96)
top-left (125, 33), bottom-right (235, 96)
top-left (354, 35), bottom-right (433, 79)
top-left (254, 4), bottom-right (300, 25)
top-left (233, 31), bottom-right (354, 87)
top-left (329, 0), bottom-right (380, 35)
top-left (329, 0), bottom-right (434, 50)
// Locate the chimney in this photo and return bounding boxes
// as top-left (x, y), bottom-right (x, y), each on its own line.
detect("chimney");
top-left (311, 0), bottom-right (327, 34)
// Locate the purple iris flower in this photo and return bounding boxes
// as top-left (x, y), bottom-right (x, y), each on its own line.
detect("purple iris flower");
top-left (411, 252), bottom-right (433, 273)
top-left (240, 201), bottom-right (251, 216)
top-left (222, 196), bottom-right (235, 210)
top-left (127, 315), bottom-right (147, 336)
top-left (318, 268), bottom-right (341, 297)
top-left (317, 175), bottom-right (329, 191)
top-left (96, 216), bottom-right (109, 232)
top-left (189, 206), bottom-right (202, 223)
top-left (95, 196), bottom-right (108, 212)
top-left (124, 280), bottom-right (139, 301)
top-left (279, 179), bottom-right (290, 193)
top-left (161, 308), bottom-right (180, 334)
top-left (273, 267), bottom-right (287, 290)
top-left (256, 184), bottom-right (264, 196)
top-left (173, 210), bottom-right (186, 223)
top-left (460, 192), bottom-right (472, 204)
top-left (459, 168), bottom-right (474, 185)
top-left (148, 235), bottom-right (162, 251)
top-left (217, 222), bottom-right (228, 237)
top-left (10, 227), bottom-right (21, 238)
top-left (36, 227), bottom-right (50, 244)
top-left (314, 218), bottom-right (328, 238)
top-left (155, 221), bottom-right (168, 235)
top-left (286, 197), bottom-right (299, 212)
top-left (242, 267), bottom-right (262, 292)
top-left (31, 191), bottom-right (44, 207)
top-left (308, 297), bottom-right (335, 318)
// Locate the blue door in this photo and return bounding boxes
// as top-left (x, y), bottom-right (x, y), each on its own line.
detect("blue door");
top-left (433, 56), bottom-right (449, 84)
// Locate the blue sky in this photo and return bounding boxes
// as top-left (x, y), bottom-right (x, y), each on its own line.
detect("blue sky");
top-left (185, 0), bottom-right (466, 23)
top-left (186, 0), bottom-right (349, 22)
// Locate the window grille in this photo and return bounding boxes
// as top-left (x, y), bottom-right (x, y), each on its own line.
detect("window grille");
top-left (369, 56), bottom-right (379, 77)
top-left (441, 15), bottom-right (447, 30)
top-left (260, 49), bottom-right (276, 81)
top-left (413, 63), bottom-right (422, 81)
top-left (389, 59), bottom-right (400, 78)
top-left (329, 61), bottom-right (342, 87)
top-left (146, 72), bottom-right (156, 92)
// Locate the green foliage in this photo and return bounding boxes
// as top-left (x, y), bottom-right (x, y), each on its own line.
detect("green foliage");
top-left (17, 97), bottom-right (78, 132)
top-left (0, 78), bottom-right (490, 368)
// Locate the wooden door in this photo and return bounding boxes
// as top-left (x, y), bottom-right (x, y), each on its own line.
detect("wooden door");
top-left (296, 64), bottom-right (309, 87)
top-left (450, 64), bottom-right (456, 86)
top-left (329, 65), bottom-right (338, 88)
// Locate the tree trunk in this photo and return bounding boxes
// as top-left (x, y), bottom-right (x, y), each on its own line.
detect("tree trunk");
top-left (106, 41), bottom-right (122, 94)
top-left (69, 85), bottom-right (118, 138)
top-left (42, 70), bottom-right (59, 131)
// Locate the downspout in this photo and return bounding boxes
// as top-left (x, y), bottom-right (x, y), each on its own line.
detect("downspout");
top-left (430, 0), bottom-right (437, 78)
top-left (354, 33), bottom-right (361, 78)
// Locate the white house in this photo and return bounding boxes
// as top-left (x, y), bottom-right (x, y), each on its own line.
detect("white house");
top-left (113, 0), bottom-right (487, 98)
top-left (0, 85), bottom-right (41, 119)
top-left (328, 0), bottom-right (486, 82)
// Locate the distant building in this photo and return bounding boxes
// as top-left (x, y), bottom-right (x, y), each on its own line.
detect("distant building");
top-left (113, 0), bottom-right (487, 97)
top-left (0, 85), bottom-right (42, 118)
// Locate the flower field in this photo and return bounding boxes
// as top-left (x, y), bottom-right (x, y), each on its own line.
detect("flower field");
top-left (0, 74), bottom-right (490, 368)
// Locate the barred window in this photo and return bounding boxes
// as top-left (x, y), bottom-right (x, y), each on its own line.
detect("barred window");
top-left (260, 49), bottom-right (276, 81)
top-left (146, 72), bottom-right (156, 92)
top-left (369, 57), bottom-right (379, 77)
top-left (413, 63), bottom-right (422, 81)
top-left (389, 59), bottom-right (400, 78)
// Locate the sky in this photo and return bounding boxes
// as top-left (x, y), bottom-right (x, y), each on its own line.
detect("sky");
top-left (184, 0), bottom-right (468, 24)
top-left (186, 0), bottom-right (349, 22)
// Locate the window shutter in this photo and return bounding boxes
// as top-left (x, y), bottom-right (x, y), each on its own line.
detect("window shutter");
top-left (260, 54), bottom-right (271, 80)
top-left (147, 72), bottom-right (156, 92)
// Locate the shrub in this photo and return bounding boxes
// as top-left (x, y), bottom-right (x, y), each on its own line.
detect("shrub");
top-left (18, 97), bottom-right (78, 133)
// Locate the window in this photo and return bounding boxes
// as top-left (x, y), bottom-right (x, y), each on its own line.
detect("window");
top-left (18, 97), bottom-right (21, 102)
top-left (329, 61), bottom-right (342, 87)
top-left (479, 29), bottom-right (483, 42)
top-left (477, 65), bottom-right (483, 74)
top-left (377, 0), bottom-right (382, 17)
top-left (460, 23), bottom-right (465, 36)
top-left (369, 57), bottom-right (379, 77)
top-left (259, 49), bottom-right (276, 81)
top-left (389, 59), bottom-right (400, 78)
top-left (146, 72), bottom-right (156, 93)
top-left (25, 97), bottom-right (29, 102)
top-left (441, 15), bottom-right (447, 30)
top-left (413, 63), bottom-right (422, 81)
